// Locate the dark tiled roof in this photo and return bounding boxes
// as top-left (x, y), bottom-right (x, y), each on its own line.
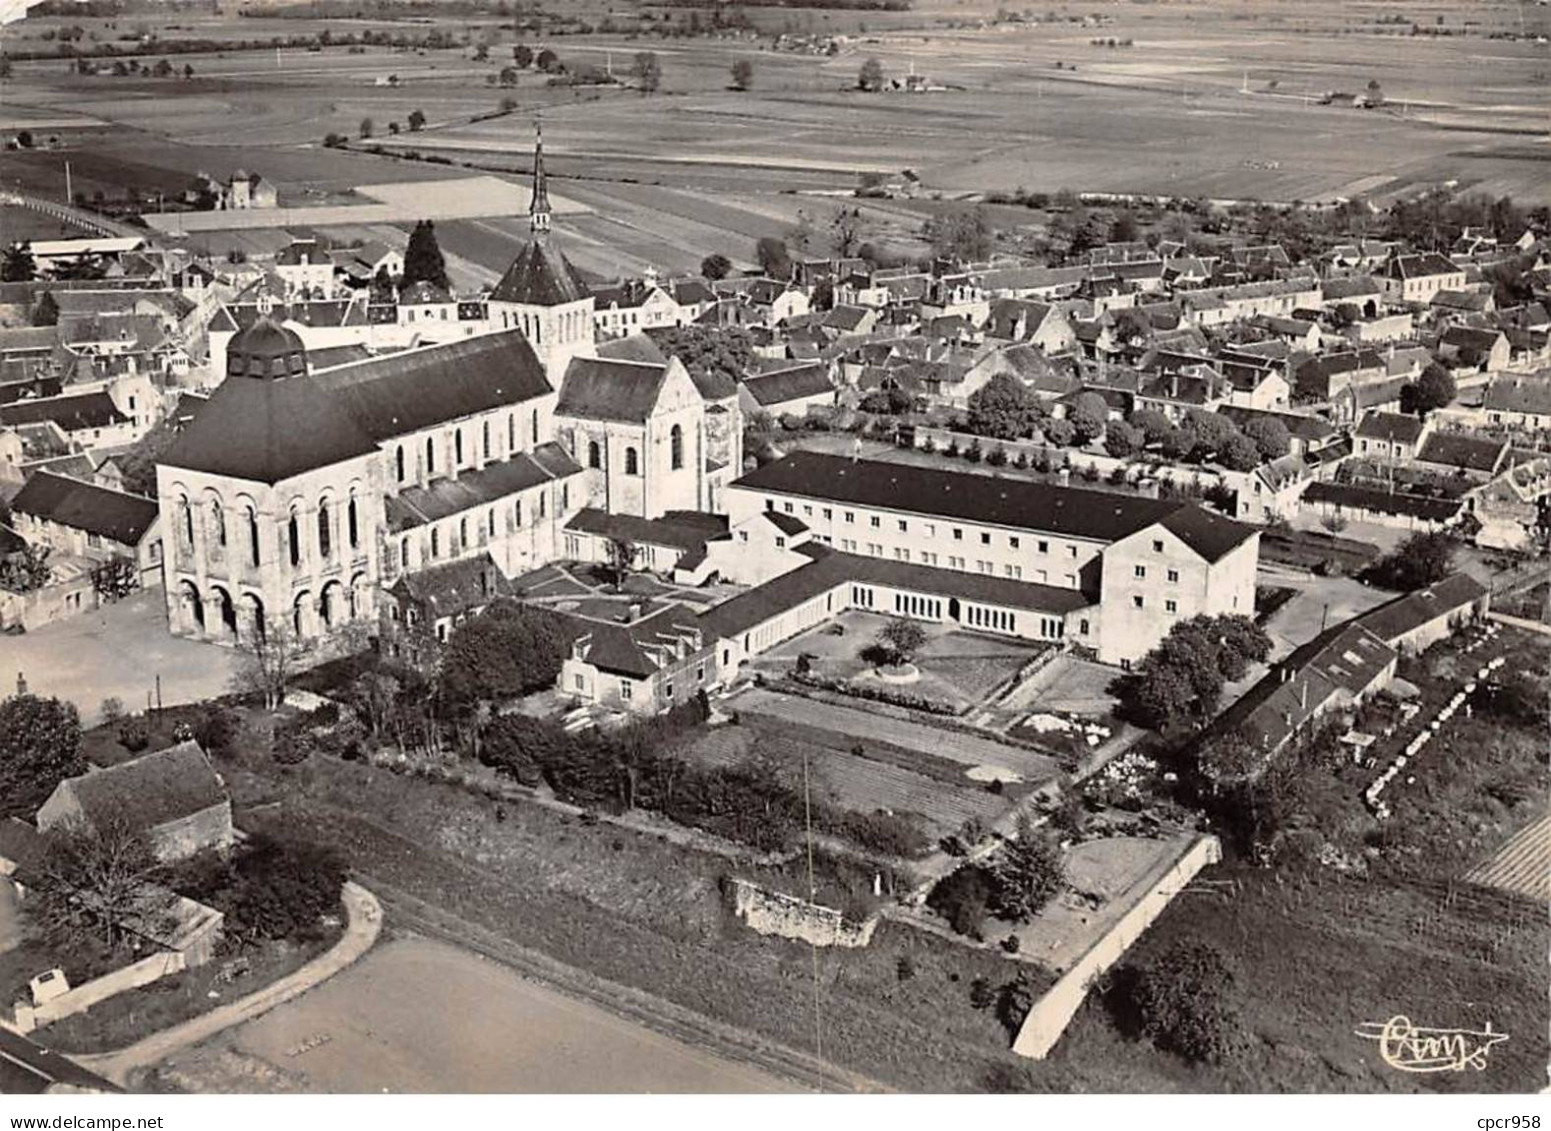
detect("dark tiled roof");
top-left (314, 330), bottom-right (554, 440)
top-left (575, 605), bottom-right (703, 680)
top-left (62, 741), bottom-right (226, 834)
top-left (163, 366), bottom-right (377, 485)
top-left (385, 449), bottom-right (571, 532)
top-left (735, 452), bottom-right (1255, 559)
top-left (1355, 572), bottom-right (1488, 643)
top-left (556, 358), bottom-right (666, 424)
top-left (390, 553), bottom-right (512, 617)
top-left (0, 391), bottom-right (128, 432)
top-left (0, 1023), bottom-right (121, 1093)
top-left (564, 507), bottom-right (728, 551)
top-left (741, 365), bottom-right (833, 408)
top-left (1415, 433), bottom-right (1507, 474)
top-left (1484, 378), bottom-right (1551, 416)
top-left (697, 543), bottom-right (1093, 642)
top-left (490, 238), bottom-right (589, 306)
top-left (1355, 411), bottom-right (1426, 444)
top-left (1218, 406), bottom-right (1336, 444)
top-left (11, 472), bottom-right (158, 545)
top-left (1302, 481), bottom-right (1462, 522)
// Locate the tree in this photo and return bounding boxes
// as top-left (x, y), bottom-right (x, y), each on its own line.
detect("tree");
top-left (1159, 423), bottom-right (1195, 462)
top-left (988, 816), bottom-right (1065, 922)
top-left (1363, 530), bottom-right (1456, 591)
top-left (1129, 408), bottom-right (1173, 447)
top-left (1408, 362), bottom-right (1457, 417)
top-left (232, 619), bottom-right (300, 712)
top-left (1104, 418), bottom-right (1144, 459)
top-left (1068, 391), bottom-right (1109, 445)
top-left (632, 51), bottom-right (661, 94)
top-left (647, 324), bottom-right (753, 389)
top-left (537, 48), bottom-right (560, 73)
top-left (1218, 431), bottom-right (1261, 472)
top-left (1043, 417), bottom-right (1076, 447)
top-left (857, 56), bottom-right (884, 91)
top-left (603, 538), bottom-right (636, 588)
top-left (829, 206), bottom-right (869, 259)
top-left (358, 116), bottom-right (374, 139)
top-left (219, 833), bottom-right (346, 943)
top-left (967, 373), bottom-right (1042, 440)
top-left (31, 291), bottom-right (58, 327)
top-left (925, 207), bottom-right (996, 263)
top-left (1125, 942), bottom-right (1243, 1064)
top-left (0, 543), bottom-right (52, 594)
top-left (926, 864), bottom-right (994, 937)
top-left (700, 253), bottom-right (731, 281)
top-left (755, 235), bottom-right (791, 280)
top-left (1365, 78), bottom-right (1384, 106)
top-left (401, 219), bottom-right (449, 292)
top-left (32, 815), bottom-right (158, 948)
top-left (1184, 408), bottom-right (1236, 461)
top-left (1, 243), bottom-right (35, 282)
top-left (1114, 614), bottom-right (1271, 730)
top-left (89, 555), bottom-right (137, 602)
top-left (439, 602), bottom-right (574, 708)
top-left (1109, 208), bottom-right (1140, 243)
top-left (16, 130), bottom-right (33, 149)
top-left (731, 58), bottom-right (753, 90)
top-left (182, 63), bottom-right (193, 79)
top-left (0, 695), bottom-right (84, 819)
top-left (875, 616), bottom-right (928, 667)
top-left (514, 44), bottom-right (533, 68)
top-left (1240, 416), bottom-right (1290, 461)
top-left (407, 108), bottom-right (427, 131)
top-left (153, 57), bottom-right (173, 78)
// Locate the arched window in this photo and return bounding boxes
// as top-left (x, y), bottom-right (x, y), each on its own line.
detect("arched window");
top-left (180, 497), bottom-right (194, 547)
top-left (210, 497), bottom-right (226, 546)
top-left (458, 516), bottom-right (468, 550)
top-left (430, 527), bottom-right (440, 558)
top-left (670, 424), bottom-right (684, 471)
top-left (395, 445), bottom-right (405, 482)
top-left (588, 440), bottom-right (601, 469)
top-left (624, 447), bottom-right (639, 476)
top-left (347, 494), bottom-right (359, 549)
top-left (454, 429), bottom-right (465, 465)
top-left (531, 409), bottom-right (539, 444)
top-left (288, 509), bottom-right (301, 568)
top-left (425, 436), bottom-right (436, 475)
top-left (400, 538), bottom-right (409, 568)
top-left (488, 508), bottom-right (497, 538)
top-left (482, 420), bottom-right (491, 460)
top-left (317, 500), bottom-right (331, 559)
top-left (508, 413), bottom-right (516, 452)
top-left (514, 499), bottom-right (523, 527)
top-left (247, 506), bottom-right (260, 567)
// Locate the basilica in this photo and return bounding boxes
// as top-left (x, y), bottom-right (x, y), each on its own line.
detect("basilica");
top-left (155, 136), bottom-right (741, 648)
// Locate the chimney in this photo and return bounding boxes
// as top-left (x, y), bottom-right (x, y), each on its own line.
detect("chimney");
top-left (626, 602), bottom-right (642, 623)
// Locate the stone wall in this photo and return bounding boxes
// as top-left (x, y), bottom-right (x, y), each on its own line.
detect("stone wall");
top-left (10, 950), bottom-right (185, 1036)
top-left (727, 878), bottom-right (877, 948)
top-left (1012, 834), bottom-right (1221, 1060)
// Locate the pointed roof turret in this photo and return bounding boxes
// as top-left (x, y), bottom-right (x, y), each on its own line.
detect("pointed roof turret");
top-left (529, 121), bottom-right (552, 235)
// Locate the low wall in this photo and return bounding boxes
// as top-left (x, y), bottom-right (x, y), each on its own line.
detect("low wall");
top-left (1012, 834), bottom-right (1221, 1060)
top-left (727, 878), bottom-right (877, 948)
top-left (11, 951), bottom-right (185, 1036)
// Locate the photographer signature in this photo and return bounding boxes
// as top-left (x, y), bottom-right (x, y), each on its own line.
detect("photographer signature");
top-left (1355, 1015), bottom-right (1509, 1073)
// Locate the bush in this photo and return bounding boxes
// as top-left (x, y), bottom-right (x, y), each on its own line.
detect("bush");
top-left (895, 955), bottom-right (916, 982)
top-left (987, 817), bottom-right (1065, 922)
top-left (826, 809), bottom-right (929, 858)
top-left (926, 864), bottom-right (995, 937)
top-left (1123, 941), bottom-right (1242, 1064)
top-left (118, 718), bottom-right (149, 752)
top-left (996, 971), bottom-right (1041, 1036)
top-left (223, 833), bottom-right (347, 943)
top-left (193, 705), bottom-right (240, 757)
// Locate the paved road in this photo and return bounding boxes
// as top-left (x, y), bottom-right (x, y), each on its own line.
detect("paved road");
top-left (166, 935), bottom-right (795, 1093)
top-left (0, 590), bottom-right (237, 726)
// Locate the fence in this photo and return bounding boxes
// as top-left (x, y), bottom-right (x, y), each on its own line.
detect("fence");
top-left (1012, 834), bottom-right (1221, 1060)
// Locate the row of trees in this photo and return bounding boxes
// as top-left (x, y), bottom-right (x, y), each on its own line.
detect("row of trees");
top-left (962, 374), bottom-right (1292, 471)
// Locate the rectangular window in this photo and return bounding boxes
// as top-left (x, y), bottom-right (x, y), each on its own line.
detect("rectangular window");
top-left (620, 681), bottom-right (633, 700)
top-left (844, 511), bottom-right (855, 524)
top-left (924, 523), bottom-right (935, 537)
top-left (870, 515), bottom-right (881, 528)
top-left (897, 519), bottom-right (908, 532)
top-left (1038, 540), bottom-right (1049, 553)
top-left (1068, 545), bottom-right (1078, 557)
top-left (980, 532), bottom-right (991, 545)
top-left (1133, 595), bottom-right (1145, 609)
top-left (803, 505), bottom-right (813, 516)
top-left (953, 528), bottom-right (963, 541)
top-left (1009, 537), bottom-right (1020, 549)
top-left (1167, 568), bottom-right (1179, 583)
top-left (573, 674), bottom-right (584, 690)
top-left (822, 508), bottom-right (832, 520)
top-left (1153, 539), bottom-right (1164, 553)
top-left (1165, 599), bottom-right (1178, 614)
top-left (1134, 565), bottom-right (1147, 579)
top-left (784, 502), bottom-right (794, 514)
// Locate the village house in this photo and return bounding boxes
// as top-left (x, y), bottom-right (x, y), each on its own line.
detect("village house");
top-left (274, 239), bottom-right (337, 298)
top-left (738, 363), bottom-right (837, 419)
top-left (562, 604), bottom-right (714, 716)
top-left (1484, 376), bottom-right (1551, 431)
top-left (383, 552), bottom-right (515, 648)
top-left (1353, 411), bottom-right (1432, 461)
top-left (9, 471), bottom-right (163, 588)
top-left (1381, 252), bottom-right (1467, 306)
top-left (985, 299), bottom-right (1077, 353)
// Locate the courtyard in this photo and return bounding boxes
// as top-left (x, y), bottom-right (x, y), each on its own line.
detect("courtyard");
top-left (0, 590), bottom-right (238, 727)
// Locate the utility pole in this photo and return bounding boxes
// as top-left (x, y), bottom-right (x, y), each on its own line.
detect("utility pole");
top-left (64, 161), bottom-right (72, 206)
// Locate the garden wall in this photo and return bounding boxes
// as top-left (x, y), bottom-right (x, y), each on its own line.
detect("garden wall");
top-left (1012, 834), bottom-right (1221, 1060)
top-left (727, 878), bottom-right (877, 949)
top-left (911, 427), bottom-right (1232, 496)
top-left (10, 950), bottom-right (185, 1036)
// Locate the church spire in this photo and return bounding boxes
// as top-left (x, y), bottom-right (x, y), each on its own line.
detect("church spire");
top-left (529, 121), bottom-right (552, 235)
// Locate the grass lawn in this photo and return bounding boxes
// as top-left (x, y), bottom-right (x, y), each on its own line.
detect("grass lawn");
top-left (82, 703), bottom-right (213, 768)
top-left (39, 930), bottom-right (339, 1056)
top-left (230, 755), bottom-right (1052, 1092)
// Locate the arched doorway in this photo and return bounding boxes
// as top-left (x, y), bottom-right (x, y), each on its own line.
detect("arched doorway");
top-left (243, 594), bottom-right (266, 642)
top-left (319, 580), bottom-right (343, 629)
top-left (293, 591), bottom-right (311, 639)
top-left (180, 580), bottom-right (205, 635)
top-left (948, 597), bottom-right (961, 623)
top-left (212, 585), bottom-right (238, 639)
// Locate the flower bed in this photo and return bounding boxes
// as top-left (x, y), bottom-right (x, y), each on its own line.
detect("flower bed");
top-left (788, 671), bottom-right (960, 716)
